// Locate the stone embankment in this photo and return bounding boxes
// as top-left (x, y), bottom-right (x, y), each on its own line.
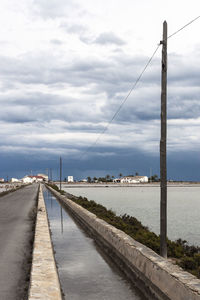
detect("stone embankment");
top-left (47, 185), bottom-right (200, 300)
top-left (28, 185), bottom-right (62, 300)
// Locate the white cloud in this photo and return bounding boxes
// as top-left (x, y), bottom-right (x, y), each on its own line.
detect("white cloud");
top-left (32, 0), bottom-right (79, 19)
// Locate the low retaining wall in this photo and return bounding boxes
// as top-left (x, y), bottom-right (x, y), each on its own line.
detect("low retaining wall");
top-left (47, 186), bottom-right (200, 300)
top-left (28, 185), bottom-right (62, 300)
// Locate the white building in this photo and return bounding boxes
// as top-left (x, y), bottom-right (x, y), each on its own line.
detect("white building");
top-left (34, 176), bottom-right (45, 182)
top-left (22, 176), bottom-right (34, 184)
top-left (11, 178), bottom-right (21, 183)
top-left (114, 176), bottom-right (148, 184)
top-left (68, 176), bottom-right (74, 182)
top-left (22, 175), bottom-right (45, 183)
top-left (37, 174), bottom-right (48, 181)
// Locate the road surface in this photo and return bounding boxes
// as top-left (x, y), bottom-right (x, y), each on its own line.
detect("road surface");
top-left (0, 184), bottom-right (39, 300)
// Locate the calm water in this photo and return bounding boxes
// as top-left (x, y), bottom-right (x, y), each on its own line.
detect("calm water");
top-left (63, 186), bottom-right (200, 246)
top-left (44, 188), bottom-right (146, 300)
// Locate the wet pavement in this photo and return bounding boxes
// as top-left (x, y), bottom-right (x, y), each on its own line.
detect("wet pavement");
top-left (44, 188), bottom-right (146, 300)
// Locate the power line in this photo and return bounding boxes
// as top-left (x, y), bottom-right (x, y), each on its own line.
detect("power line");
top-left (81, 44), bottom-right (161, 159)
top-left (80, 16), bottom-right (200, 159)
top-left (168, 15), bottom-right (200, 39)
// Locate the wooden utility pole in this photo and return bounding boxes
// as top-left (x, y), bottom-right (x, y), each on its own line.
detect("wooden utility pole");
top-left (47, 168), bottom-right (49, 182)
top-left (60, 157), bottom-right (62, 191)
top-left (160, 21), bottom-right (167, 258)
top-left (150, 167), bottom-right (152, 183)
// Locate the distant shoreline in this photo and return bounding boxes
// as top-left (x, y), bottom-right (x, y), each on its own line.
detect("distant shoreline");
top-left (54, 181), bottom-right (200, 188)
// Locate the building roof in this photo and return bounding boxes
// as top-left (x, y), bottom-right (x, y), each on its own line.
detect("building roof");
top-left (28, 175), bottom-right (44, 179)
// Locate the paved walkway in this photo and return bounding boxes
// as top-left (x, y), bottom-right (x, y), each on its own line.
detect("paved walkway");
top-left (0, 184), bottom-right (39, 300)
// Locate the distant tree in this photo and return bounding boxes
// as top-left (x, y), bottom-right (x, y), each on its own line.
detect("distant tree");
top-left (64, 177), bottom-right (67, 182)
top-left (135, 172), bottom-right (139, 176)
top-left (93, 176), bottom-right (97, 182)
top-left (153, 174), bottom-right (158, 181)
top-left (119, 173), bottom-right (123, 178)
top-left (106, 174), bottom-right (110, 181)
top-left (87, 176), bottom-right (91, 183)
top-left (98, 177), bottom-right (106, 182)
top-left (149, 174), bottom-right (159, 182)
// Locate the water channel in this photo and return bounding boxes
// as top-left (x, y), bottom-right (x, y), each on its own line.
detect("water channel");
top-left (44, 188), bottom-right (147, 300)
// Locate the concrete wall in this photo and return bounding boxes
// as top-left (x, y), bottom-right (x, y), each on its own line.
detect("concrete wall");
top-left (29, 185), bottom-right (62, 300)
top-left (47, 186), bottom-right (200, 300)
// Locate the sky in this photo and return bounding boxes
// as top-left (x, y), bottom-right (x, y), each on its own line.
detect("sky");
top-left (0, 0), bottom-right (200, 181)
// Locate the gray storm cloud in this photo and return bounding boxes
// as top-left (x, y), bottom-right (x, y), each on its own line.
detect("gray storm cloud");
top-left (94, 32), bottom-right (126, 46)
top-left (0, 48), bottom-right (200, 159)
top-left (0, 0), bottom-right (200, 181)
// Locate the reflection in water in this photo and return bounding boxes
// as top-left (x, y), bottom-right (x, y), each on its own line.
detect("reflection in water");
top-left (44, 188), bottom-right (146, 300)
top-left (60, 206), bottom-right (63, 234)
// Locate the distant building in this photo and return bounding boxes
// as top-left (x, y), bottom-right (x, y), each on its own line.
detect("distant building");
top-left (0, 178), bottom-right (4, 182)
top-left (68, 176), bottom-right (74, 182)
top-left (22, 176), bottom-right (34, 184)
top-left (37, 174), bottom-right (48, 181)
top-left (11, 178), bottom-right (21, 183)
top-left (80, 179), bottom-right (87, 182)
top-left (34, 175), bottom-right (45, 182)
top-left (114, 176), bottom-right (148, 183)
top-left (22, 175), bottom-right (45, 184)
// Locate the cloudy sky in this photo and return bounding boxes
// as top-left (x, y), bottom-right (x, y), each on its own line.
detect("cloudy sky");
top-left (0, 0), bottom-right (200, 180)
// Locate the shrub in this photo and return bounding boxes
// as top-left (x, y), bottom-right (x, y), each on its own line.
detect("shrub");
top-left (179, 257), bottom-right (198, 270)
top-left (48, 183), bottom-right (59, 191)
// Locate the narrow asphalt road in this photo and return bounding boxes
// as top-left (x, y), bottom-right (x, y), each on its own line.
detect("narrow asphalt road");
top-left (0, 183), bottom-right (39, 300)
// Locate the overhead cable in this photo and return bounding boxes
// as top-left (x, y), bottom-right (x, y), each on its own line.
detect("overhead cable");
top-left (81, 15), bottom-right (200, 158)
top-left (81, 44), bottom-right (161, 158)
top-left (168, 15), bottom-right (200, 39)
